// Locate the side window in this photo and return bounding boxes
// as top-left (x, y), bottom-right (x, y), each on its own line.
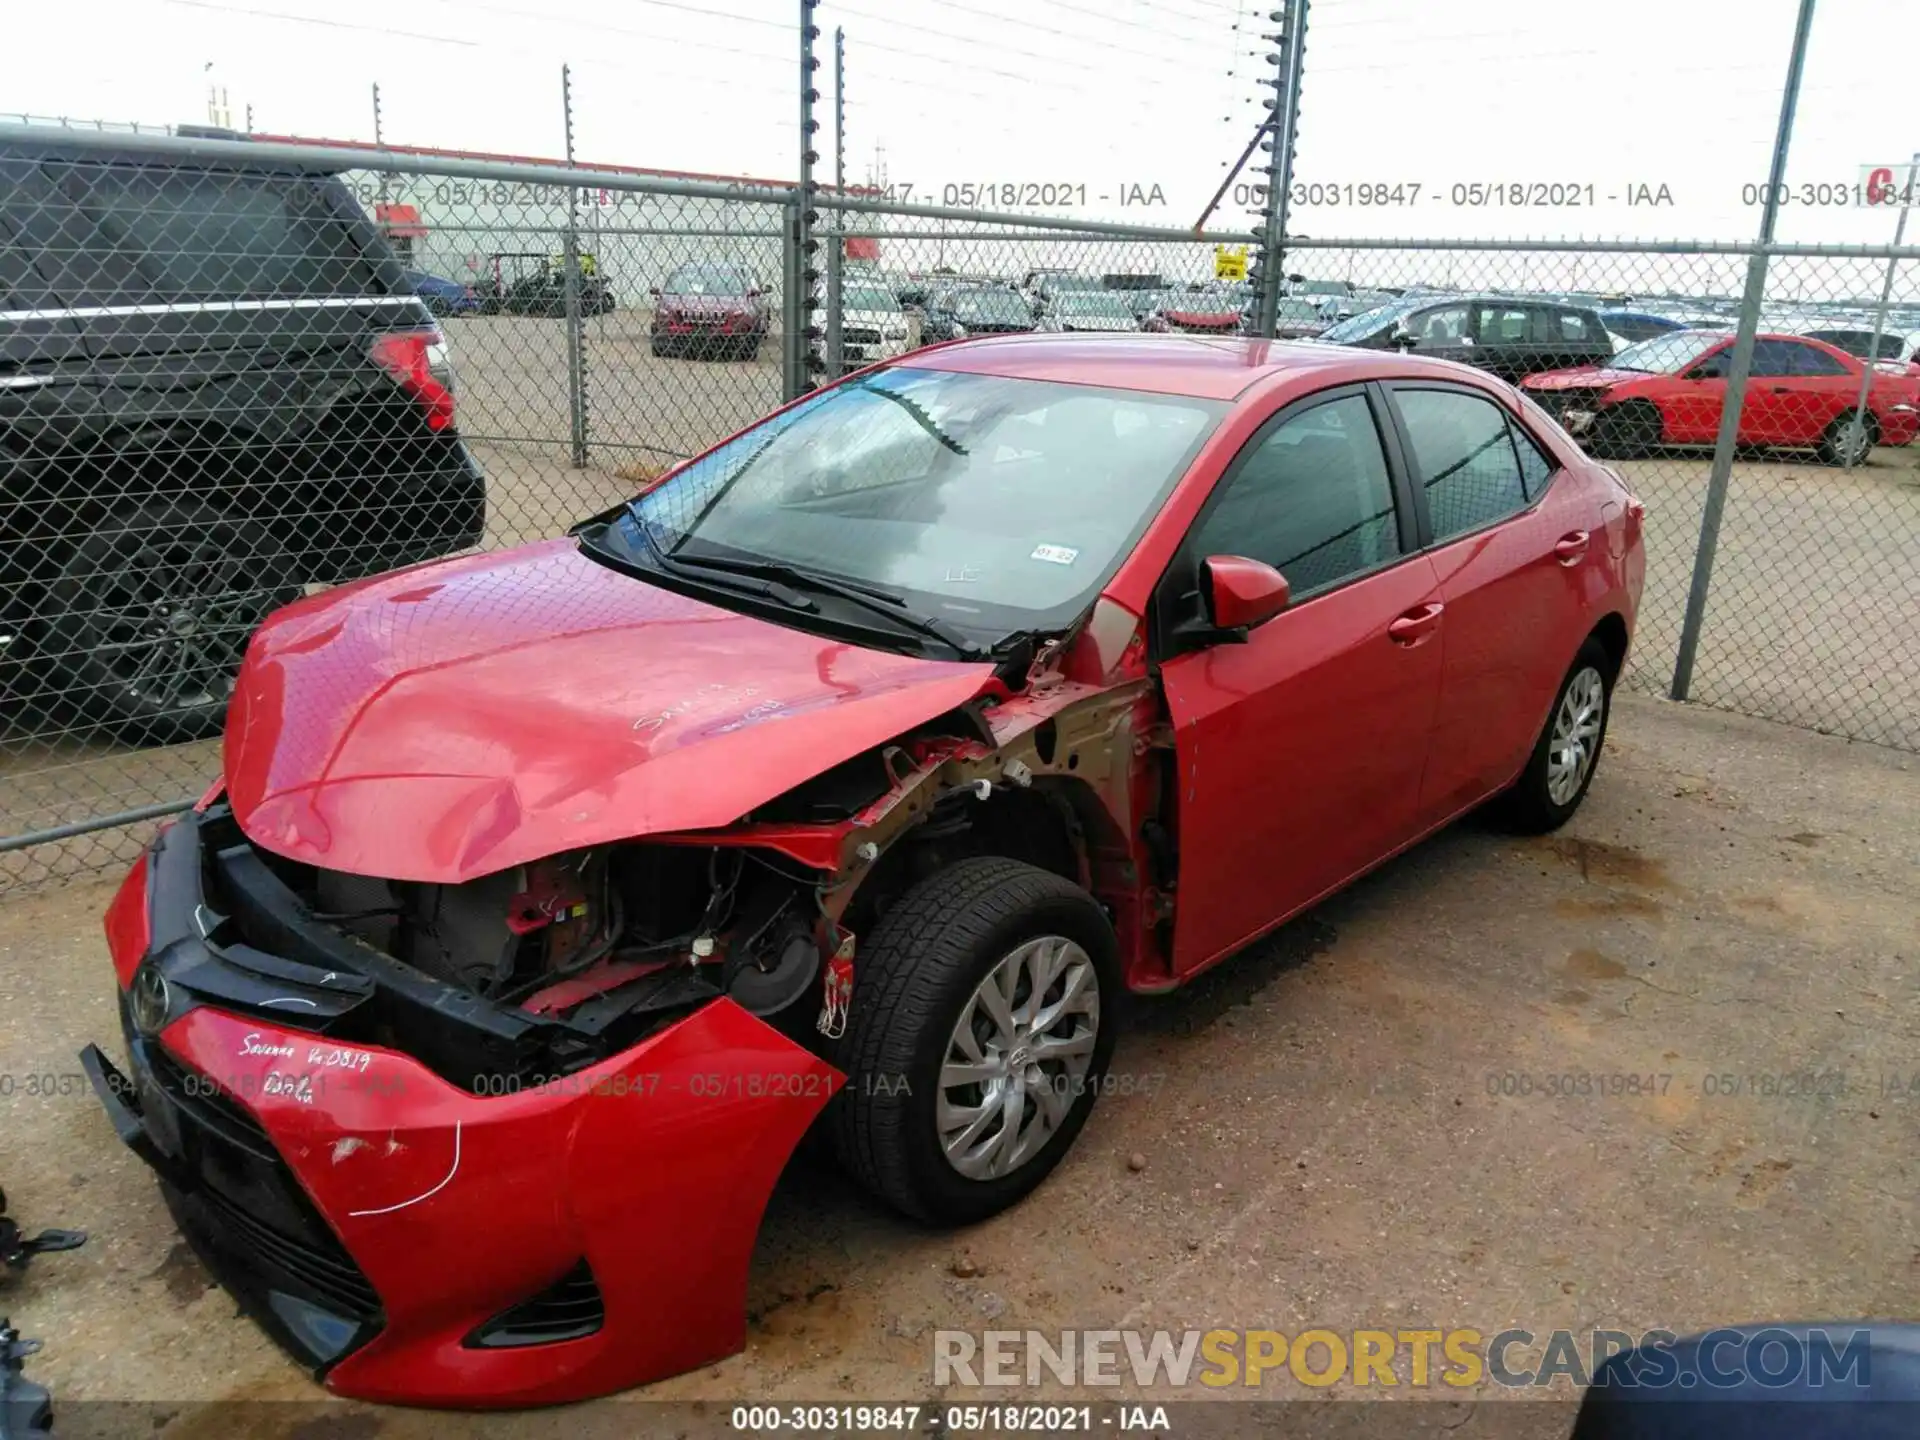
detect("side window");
top-left (1189, 394), bottom-right (1401, 597)
top-left (1473, 305), bottom-right (1532, 344)
top-left (1410, 304), bottom-right (1469, 343)
top-left (1553, 310), bottom-right (1594, 343)
top-left (1787, 342), bottom-right (1848, 376)
top-left (1748, 340), bottom-right (1799, 378)
top-left (1510, 418), bottom-right (1557, 499)
top-left (1396, 388), bottom-right (1530, 541)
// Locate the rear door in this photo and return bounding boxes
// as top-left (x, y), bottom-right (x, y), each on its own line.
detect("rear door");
top-left (1469, 302), bottom-right (1536, 382)
top-left (1157, 385), bottom-right (1442, 977)
top-left (1385, 382), bottom-right (1600, 821)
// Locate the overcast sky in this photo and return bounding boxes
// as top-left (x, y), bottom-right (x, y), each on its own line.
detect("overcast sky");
top-left (8, 0), bottom-right (1918, 246)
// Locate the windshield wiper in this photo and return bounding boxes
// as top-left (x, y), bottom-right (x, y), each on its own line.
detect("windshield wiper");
top-left (620, 519), bottom-right (821, 612)
top-left (667, 551), bottom-right (987, 658)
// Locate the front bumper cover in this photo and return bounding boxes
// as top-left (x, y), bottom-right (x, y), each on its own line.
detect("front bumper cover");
top-left (87, 828), bottom-right (842, 1407)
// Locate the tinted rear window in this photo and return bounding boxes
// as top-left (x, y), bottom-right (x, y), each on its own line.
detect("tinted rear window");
top-left (52, 164), bottom-right (380, 300)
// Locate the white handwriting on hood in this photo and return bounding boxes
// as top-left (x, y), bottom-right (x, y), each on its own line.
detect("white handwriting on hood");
top-left (240, 1032), bottom-right (297, 1058)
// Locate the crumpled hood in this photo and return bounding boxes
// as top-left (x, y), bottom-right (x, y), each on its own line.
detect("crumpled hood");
top-left (224, 539), bottom-right (994, 883)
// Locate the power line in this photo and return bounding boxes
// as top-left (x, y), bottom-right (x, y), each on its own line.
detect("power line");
top-left (159, 0), bottom-right (479, 45)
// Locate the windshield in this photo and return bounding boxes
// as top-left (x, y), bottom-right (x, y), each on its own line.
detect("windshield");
top-left (1317, 296), bottom-right (1423, 343)
top-left (845, 286), bottom-right (903, 313)
top-left (618, 366), bottom-right (1226, 646)
top-left (954, 289), bottom-right (1031, 322)
top-left (663, 265), bottom-right (749, 296)
top-left (1609, 331), bottom-right (1729, 373)
top-left (1056, 292), bottom-right (1136, 318)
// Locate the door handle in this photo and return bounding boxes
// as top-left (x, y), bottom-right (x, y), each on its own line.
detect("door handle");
top-left (1553, 530), bottom-right (1591, 565)
top-left (1769, 385), bottom-right (1791, 394)
top-left (1387, 602), bottom-right (1444, 645)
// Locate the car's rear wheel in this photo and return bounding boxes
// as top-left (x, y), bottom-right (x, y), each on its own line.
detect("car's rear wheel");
top-left (832, 856), bottom-right (1120, 1226)
top-left (1591, 399), bottom-right (1661, 459)
top-left (1493, 637), bottom-right (1614, 834)
top-left (1817, 410), bottom-right (1876, 466)
top-left (44, 500), bottom-right (300, 745)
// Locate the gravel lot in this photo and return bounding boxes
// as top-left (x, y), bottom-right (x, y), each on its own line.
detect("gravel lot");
top-left (4, 319), bottom-right (1917, 890)
top-left (1, 694), bottom-right (1915, 1437)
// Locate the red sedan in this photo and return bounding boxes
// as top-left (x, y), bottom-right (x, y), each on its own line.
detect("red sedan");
top-left (1523, 330), bottom-right (1920, 463)
top-left (85, 336), bottom-right (1643, 1406)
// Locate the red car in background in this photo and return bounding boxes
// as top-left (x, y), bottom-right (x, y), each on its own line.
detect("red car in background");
top-left (648, 260), bottom-right (770, 360)
top-left (1522, 330), bottom-right (1920, 463)
top-left (84, 336), bottom-right (1642, 1407)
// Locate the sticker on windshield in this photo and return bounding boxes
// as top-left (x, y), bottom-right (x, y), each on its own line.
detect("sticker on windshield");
top-left (1030, 543), bottom-right (1079, 566)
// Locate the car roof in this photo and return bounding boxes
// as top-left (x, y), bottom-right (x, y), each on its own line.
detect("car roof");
top-left (904, 333), bottom-right (1492, 401)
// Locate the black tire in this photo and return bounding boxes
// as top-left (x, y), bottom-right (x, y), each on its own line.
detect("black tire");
top-left (1816, 410), bottom-right (1876, 467)
top-left (649, 334), bottom-right (668, 358)
top-left (1493, 637), bottom-right (1615, 834)
top-left (741, 336), bottom-right (762, 362)
top-left (1590, 399), bottom-right (1661, 459)
top-left (832, 856), bottom-right (1121, 1226)
top-left (42, 500), bottom-right (300, 745)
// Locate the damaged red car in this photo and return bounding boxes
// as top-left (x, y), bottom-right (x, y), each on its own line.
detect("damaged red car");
top-left (84, 335), bottom-right (1644, 1407)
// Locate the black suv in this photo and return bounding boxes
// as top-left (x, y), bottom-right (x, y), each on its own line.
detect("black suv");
top-left (1316, 293), bottom-right (1614, 383)
top-left (1, 134), bottom-right (486, 743)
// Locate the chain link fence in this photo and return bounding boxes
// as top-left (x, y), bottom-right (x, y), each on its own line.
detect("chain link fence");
top-left (3, 122), bottom-right (1916, 890)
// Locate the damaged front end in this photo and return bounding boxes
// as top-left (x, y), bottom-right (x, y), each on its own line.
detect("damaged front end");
top-left (85, 598), bottom-right (1176, 1406)
top-left (83, 799), bottom-right (844, 1406)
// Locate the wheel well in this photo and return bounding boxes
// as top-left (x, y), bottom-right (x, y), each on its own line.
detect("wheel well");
top-left (1588, 612), bottom-right (1630, 682)
top-left (842, 781), bottom-right (1091, 938)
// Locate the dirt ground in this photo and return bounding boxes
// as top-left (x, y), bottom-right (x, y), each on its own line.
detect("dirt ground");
top-left (1, 693), bottom-right (1914, 1437)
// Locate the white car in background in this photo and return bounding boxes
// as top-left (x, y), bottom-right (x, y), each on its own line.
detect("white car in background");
top-left (1036, 291), bottom-right (1141, 333)
top-left (840, 284), bottom-right (915, 364)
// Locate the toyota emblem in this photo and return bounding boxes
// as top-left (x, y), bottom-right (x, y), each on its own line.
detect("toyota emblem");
top-left (130, 963), bottom-right (171, 1036)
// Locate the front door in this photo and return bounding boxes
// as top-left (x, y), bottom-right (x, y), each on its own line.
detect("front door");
top-left (1158, 387), bottom-right (1443, 978)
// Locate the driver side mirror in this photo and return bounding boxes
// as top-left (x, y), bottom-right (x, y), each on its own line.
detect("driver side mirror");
top-left (1202, 555), bottom-right (1291, 638)
top-left (748, 287), bottom-right (765, 299)
top-left (649, 286), bottom-right (661, 299)
top-left (1390, 326), bottom-right (1418, 349)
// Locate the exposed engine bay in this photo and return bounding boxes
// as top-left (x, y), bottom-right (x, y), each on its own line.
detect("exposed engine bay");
top-left (310, 842), bottom-right (826, 1024)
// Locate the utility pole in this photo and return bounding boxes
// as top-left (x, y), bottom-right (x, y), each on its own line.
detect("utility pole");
top-left (1840, 149), bottom-right (1919, 471)
top-left (826, 26), bottom-right (846, 380)
top-left (1250, 0), bottom-right (1307, 338)
top-left (1671, 0), bottom-right (1817, 701)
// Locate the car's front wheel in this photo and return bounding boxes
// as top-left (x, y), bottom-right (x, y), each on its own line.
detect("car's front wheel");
top-left (1494, 637), bottom-right (1615, 833)
top-left (833, 856), bottom-right (1120, 1226)
top-left (1591, 399), bottom-right (1661, 459)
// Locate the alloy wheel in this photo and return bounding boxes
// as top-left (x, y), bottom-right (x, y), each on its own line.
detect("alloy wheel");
top-left (1547, 665), bottom-right (1607, 806)
top-left (937, 934), bottom-right (1101, 1181)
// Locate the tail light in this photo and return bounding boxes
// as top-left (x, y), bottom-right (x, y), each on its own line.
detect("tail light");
top-left (370, 328), bottom-right (456, 432)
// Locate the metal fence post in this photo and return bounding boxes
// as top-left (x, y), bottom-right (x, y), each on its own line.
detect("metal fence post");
top-left (796, 1), bottom-right (823, 394)
top-left (1251, 0), bottom-right (1307, 338)
top-left (561, 64), bottom-right (589, 469)
top-left (781, 201), bottom-right (803, 401)
top-left (1842, 150), bottom-right (1918, 471)
top-left (825, 26), bottom-right (846, 381)
top-left (1670, 0), bottom-right (1817, 702)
